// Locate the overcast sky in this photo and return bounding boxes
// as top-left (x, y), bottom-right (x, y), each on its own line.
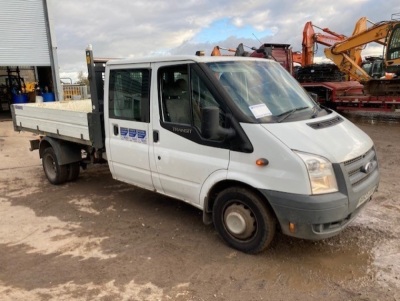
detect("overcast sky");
top-left (50, 0), bottom-right (400, 82)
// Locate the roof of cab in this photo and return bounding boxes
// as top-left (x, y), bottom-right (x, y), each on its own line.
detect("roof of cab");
top-left (106, 55), bottom-right (270, 66)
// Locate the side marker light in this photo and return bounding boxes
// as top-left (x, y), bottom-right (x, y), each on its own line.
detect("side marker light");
top-left (289, 222), bottom-right (296, 233)
top-left (256, 158), bottom-right (269, 166)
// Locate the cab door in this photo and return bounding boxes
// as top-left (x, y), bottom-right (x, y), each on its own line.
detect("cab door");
top-left (105, 65), bottom-right (154, 190)
top-left (150, 62), bottom-right (230, 204)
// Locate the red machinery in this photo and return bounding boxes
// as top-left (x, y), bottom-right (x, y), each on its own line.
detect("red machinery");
top-left (211, 43), bottom-right (295, 75)
top-left (207, 15), bottom-right (400, 112)
top-left (299, 16), bottom-right (400, 112)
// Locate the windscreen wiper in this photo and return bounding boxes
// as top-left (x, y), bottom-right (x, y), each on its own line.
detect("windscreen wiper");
top-left (310, 104), bottom-right (321, 118)
top-left (277, 106), bottom-right (309, 123)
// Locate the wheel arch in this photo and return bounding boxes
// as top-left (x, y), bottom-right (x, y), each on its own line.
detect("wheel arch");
top-left (39, 137), bottom-right (82, 165)
top-left (202, 179), bottom-right (277, 225)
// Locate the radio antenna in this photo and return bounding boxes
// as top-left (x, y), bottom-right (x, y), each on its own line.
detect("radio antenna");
top-left (252, 33), bottom-right (262, 45)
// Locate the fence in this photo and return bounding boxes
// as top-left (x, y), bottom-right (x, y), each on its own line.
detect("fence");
top-left (62, 84), bottom-right (89, 100)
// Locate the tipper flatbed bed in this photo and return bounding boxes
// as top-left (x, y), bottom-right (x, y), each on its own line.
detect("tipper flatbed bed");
top-left (12, 100), bottom-right (93, 145)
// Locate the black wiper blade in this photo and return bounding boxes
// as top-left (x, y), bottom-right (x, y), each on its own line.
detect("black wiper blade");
top-left (277, 106), bottom-right (309, 123)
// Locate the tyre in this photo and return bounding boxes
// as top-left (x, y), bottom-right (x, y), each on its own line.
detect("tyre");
top-left (67, 162), bottom-right (80, 182)
top-left (212, 187), bottom-right (276, 254)
top-left (42, 147), bottom-right (68, 185)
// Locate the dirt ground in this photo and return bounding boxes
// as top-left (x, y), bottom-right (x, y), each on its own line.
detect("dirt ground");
top-left (0, 113), bottom-right (399, 301)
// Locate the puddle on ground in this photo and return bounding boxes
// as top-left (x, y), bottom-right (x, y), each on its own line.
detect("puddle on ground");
top-left (258, 214), bottom-right (399, 294)
top-left (373, 240), bottom-right (400, 288)
top-left (343, 111), bottom-right (400, 126)
top-left (355, 211), bottom-right (400, 289)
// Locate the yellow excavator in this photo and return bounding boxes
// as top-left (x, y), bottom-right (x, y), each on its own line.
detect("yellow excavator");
top-left (324, 14), bottom-right (400, 95)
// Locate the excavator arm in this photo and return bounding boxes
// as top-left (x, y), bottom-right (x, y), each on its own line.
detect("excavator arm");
top-left (348, 17), bottom-right (368, 69)
top-left (301, 21), bottom-right (346, 66)
top-left (324, 20), bottom-right (400, 82)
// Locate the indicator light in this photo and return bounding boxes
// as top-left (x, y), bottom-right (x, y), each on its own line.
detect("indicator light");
top-left (289, 222), bottom-right (296, 233)
top-left (256, 158), bottom-right (269, 166)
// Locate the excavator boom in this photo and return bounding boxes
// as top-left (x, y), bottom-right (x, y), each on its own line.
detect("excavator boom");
top-left (301, 21), bottom-right (347, 66)
top-left (325, 19), bottom-right (400, 84)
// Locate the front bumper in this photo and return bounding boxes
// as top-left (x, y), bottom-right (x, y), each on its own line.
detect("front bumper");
top-left (260, 158), bottom-right (380, 240)
top-left (261, 188), bottom-right (375, 240)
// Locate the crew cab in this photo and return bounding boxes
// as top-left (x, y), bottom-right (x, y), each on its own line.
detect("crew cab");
top-left (12, 50), bottom-right (380, 253)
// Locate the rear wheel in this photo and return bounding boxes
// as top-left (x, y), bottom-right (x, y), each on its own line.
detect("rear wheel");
top-left (67, 162), bottom-right (80, 182)
top-left (42, 147), bottom-right (68, 185)
top-left (212, 187), bottom-right (276, 253)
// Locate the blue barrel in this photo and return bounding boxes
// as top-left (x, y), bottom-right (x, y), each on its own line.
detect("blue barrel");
top-left (12, 94), bottom-right (29, 104)
top-left (42, 92), bottom-right (55, 102)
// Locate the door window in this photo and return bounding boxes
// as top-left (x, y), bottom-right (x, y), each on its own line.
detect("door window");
top-left (159, 65), bottom-right (191, 125)
top-left (159, 64), bottom-right (225, 140)
top-left (109, 69), bottom-right (150, 122)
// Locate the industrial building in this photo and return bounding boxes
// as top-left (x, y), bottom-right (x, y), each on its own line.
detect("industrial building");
top-left (0, 0), bottom-right (61, 112)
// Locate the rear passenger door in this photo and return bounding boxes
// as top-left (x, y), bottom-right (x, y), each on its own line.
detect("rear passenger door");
top-left (106, 65), bottom-right (154, 190)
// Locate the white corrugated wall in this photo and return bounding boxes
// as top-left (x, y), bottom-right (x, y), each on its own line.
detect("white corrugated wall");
top-left (0, 0), bottom-right (51, 66)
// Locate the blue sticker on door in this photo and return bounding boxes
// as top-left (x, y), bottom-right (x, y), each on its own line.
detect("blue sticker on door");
top-left (137, 130), bottom-right (147, 144)
top-left (120, 127), bottom-right (129, 140)
top-left (129, 129), bottom-right (137, 142)
top-left (120, 127), bottom-right (147, 144)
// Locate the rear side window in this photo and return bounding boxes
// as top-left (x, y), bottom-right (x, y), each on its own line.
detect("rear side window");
top-left (109, 69), bottom-right (150, 122)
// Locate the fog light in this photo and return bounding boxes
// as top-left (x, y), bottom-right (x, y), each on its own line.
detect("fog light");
top-left (289, 222), bottom-right (296, 233)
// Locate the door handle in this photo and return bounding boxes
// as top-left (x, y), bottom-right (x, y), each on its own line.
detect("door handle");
top-left (113, 124), bottom-right (119, 136)
top-left (153, 130), bottom-right (159, 142)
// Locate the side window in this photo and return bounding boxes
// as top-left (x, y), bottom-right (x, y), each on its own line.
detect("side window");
top-left (159, 65), bottom-right (191, 125)
top-left (158, 64), bottom-right (226, 141)
top-left (191, 69), bottom-right (224, 130)
top-left (388, 26), bottom-right (400, 60)
top-left (109, 69), bottom-right (150, 122)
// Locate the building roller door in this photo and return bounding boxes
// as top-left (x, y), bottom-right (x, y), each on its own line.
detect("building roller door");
top-left (0, 0), bottom-right (51, 66)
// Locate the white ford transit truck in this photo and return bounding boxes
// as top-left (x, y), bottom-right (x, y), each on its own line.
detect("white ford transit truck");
top-left (12, 48), bottom-right (380, 253)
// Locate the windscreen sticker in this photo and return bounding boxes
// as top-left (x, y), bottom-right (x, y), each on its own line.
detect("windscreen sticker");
top-left (120, 127), bottom-right (147, 144)
top-left (249, 104), bottom-right (272, 119)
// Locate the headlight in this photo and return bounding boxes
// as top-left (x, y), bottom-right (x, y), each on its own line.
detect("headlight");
top-left (294, 151), bottom-right (338, 195)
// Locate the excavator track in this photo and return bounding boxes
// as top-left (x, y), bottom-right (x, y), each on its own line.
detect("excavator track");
top-left (295, 64), bottom-right (346, 83)
top-left (364, 78), bottom-right (400, 96)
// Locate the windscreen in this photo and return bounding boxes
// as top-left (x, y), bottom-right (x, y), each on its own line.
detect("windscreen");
top-left (207, 60), bottom-right (316, 123)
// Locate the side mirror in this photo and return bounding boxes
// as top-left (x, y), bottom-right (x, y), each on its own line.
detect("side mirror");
top-left (201, 107), bottom-right (235, 140)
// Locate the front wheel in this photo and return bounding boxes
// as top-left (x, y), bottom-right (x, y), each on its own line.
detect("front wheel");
top-left (42, 147), bottom-right (68, 185)
top-left (212, 187), bottom-right (276, 253)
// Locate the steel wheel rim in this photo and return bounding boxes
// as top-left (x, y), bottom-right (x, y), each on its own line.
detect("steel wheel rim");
top-left (224, 203), bottom-right (256, 240)
top-left (44, 154), bottom-right (56, 179)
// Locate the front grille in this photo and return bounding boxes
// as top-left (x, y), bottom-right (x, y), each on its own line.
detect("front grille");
top-left (307, 116), bottom-right (343, 129)
top-left (343, 148), bottom-right (378, 188)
